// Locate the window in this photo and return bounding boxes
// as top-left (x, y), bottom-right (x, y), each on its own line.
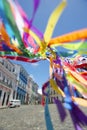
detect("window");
top-left (8, 65), bottom-right (11, 71)
top-left (13, 67), bottom-right (15, 72)
top-left (2, 60), bottom-right (4, 65)
top-left (8, 79), bottom-right (10, 85)
top-left (2, 76), bottom-right (5, 82)
top-left (10, 80), bottom-right (12, 88)
top-left (7, 79), bottom-right (8, 84)
top-left (0, 90), bottom-right (2, 99)
top-left (5, 63), bottom-right (8, 69)
top-left (54, 90), bottom-right (55, 94)
top-left (0, 71), bottom-right (1, 77)
top-left (13, 91), bottom-right (15, 99)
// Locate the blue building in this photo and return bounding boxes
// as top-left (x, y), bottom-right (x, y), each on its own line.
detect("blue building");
top-left (14, 64), bottom-right (28, 104)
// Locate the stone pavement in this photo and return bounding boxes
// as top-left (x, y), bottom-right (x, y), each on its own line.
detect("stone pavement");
top-left (0, 104), bottom-right (87, 130)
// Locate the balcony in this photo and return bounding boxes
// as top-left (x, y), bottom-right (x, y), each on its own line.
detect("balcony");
top-left (0, 80), bottom-right (13, 89)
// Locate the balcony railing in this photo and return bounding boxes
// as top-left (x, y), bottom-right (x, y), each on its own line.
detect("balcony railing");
top-left (0, 80), bottom-right (12, 88)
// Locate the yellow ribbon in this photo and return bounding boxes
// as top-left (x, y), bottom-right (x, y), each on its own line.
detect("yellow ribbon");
top-left (44, 0), bottom-right (67, 43)
top-left (66, 73), bottom-right (87, 95)
top-left (50, 79), bottom-right (65, 97)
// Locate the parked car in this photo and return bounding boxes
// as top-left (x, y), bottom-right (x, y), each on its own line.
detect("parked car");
top-left (8, 99), bottom-right (21, 108)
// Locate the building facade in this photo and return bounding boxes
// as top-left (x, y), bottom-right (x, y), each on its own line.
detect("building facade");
top-left (0, 58), bottom-right (17, 107)
top-left (27, 76), bottom-right (39, 104)
top-left (25, 75), bottom-right (31, 104)
top-left (44, 85), bottom-right (60, 104)
top-left (31, 82), bottom-right (39, 104)
top-left (49, 87), bottom-right (59, 103)
top-left (0, 58), bottom-right (39, 106)
top-left (14, 64), bottom-right (28, 104)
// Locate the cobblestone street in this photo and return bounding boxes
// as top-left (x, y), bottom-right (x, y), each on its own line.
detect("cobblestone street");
top-left (0, 104), bottom-right (87, 130)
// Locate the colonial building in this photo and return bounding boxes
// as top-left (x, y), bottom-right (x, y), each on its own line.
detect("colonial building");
top-left (25, 75), bottom-right (31, 104)
top-left (27, 76), bottom-right (39, 104)
top-left (44, 85), bottom-right (60, 104)
top-left (14, 64), bottom-right (28, 104)
top-left (27, 76), bottom-right (33, 104)
top-left (49, 87), bottom-right (59, 103)
top-left (0, 58), bottom-right (17, 107)
top-left (37, 92), bottom-right (42, 104)
top-left (0, 58), bottom-right (39, 106)
top-left (32, 82), bottom-right (39, 104)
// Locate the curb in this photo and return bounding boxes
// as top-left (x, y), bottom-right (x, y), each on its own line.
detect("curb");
top-left (0, 106), bottom-right (8, 109)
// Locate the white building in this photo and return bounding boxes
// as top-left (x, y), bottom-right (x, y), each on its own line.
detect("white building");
top-left (0, 57), bottom-right (39, 106)
top-left (49, 87), bottom-right (59, 103)
top-left (0, 58), bottom-right (17, 107)
top-left (27, 76), bottom-right (39, 104)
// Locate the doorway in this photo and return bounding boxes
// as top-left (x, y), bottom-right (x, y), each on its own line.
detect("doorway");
top-left (2, 92), bottom-right (6, 106)
top-left (6, 94), bottom-right (10, 105)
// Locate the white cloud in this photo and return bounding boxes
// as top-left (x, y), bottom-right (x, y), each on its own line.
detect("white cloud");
top-left (31, 63), bottom-right (39, 67)
top-left (38, 88), bottom-right (42, 95)
top-left (30, 74), bottom-right (35, 80)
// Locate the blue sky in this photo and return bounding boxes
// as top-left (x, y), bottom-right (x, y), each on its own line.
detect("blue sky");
top-left (13, 0), bottom-right (87, 90)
